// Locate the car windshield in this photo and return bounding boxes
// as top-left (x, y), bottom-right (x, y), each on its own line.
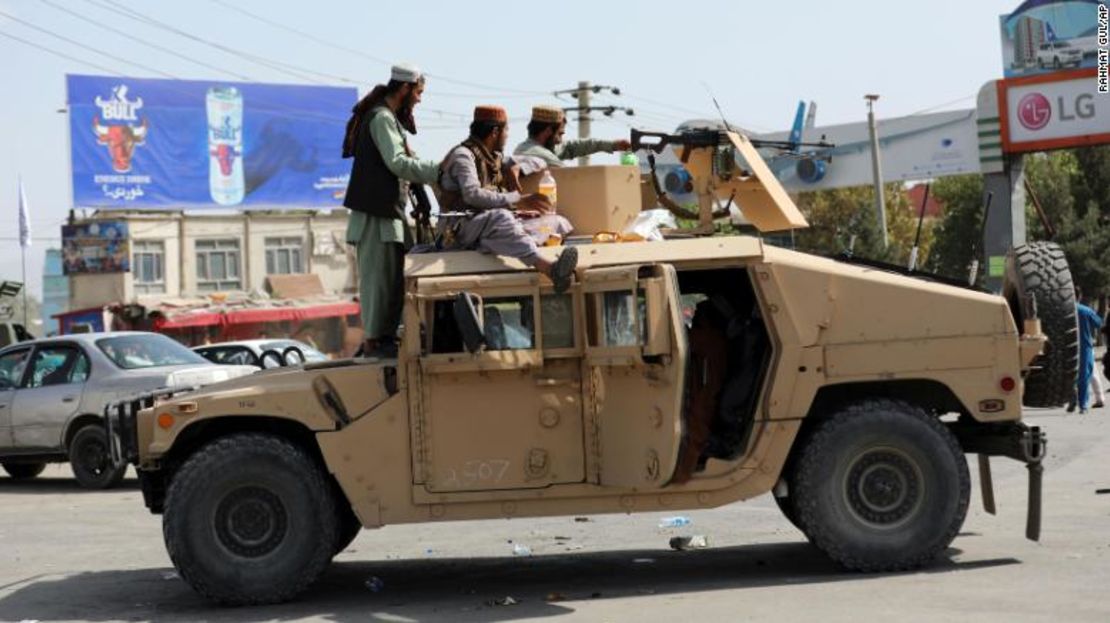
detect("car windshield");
top-left (97, 334), bottom-right (209, 370)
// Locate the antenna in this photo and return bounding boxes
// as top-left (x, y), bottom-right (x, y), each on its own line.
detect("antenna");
top-left (701, 82), bottom-right (735, 134)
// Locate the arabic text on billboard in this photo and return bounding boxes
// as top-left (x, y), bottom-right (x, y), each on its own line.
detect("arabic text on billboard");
top-left (66, 75), bottom-right (356, 209)
top-left (62, 221), bottom-right (130, 275)
top-left (1000, 1), bottom-right (1105, 78)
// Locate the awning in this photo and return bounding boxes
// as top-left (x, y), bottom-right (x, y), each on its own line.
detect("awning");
top-left (153, 300), bottom-right (359, 329)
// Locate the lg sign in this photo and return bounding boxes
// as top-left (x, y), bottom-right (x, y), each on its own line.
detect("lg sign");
top-left (1017, 93), bottom-right (1051, 130)
top-left (1017, 92), bottom-right (1096, 131)
top-left (1003, 73), bottom-right (1108, 152)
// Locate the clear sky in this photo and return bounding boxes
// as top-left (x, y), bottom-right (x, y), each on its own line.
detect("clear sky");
top-left (0, 0), bottom-right (1024, 299)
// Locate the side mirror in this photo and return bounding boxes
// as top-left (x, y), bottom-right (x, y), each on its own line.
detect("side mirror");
top-left (452, 292), bottom-right (486, 354)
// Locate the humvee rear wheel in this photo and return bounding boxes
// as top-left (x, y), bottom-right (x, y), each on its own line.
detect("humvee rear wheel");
top-left (163, 433), bottom-right (337, 605)
top-left (793, 400), bottom-right (970, 571)
top-left (1004, 241), bottom-right (1079, 407)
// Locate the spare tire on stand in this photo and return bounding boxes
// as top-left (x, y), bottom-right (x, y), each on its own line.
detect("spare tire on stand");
top-left (1003, 241), bottom-right (1079, 407)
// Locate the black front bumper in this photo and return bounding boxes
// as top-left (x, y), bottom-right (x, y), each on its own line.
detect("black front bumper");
top-left (949, 420), bottom-right (1047, 541)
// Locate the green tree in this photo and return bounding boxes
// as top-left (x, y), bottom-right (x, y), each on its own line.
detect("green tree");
top-left (924, 174), bottom-right (986, 281)
top-left (793, 183), bottom-right (930, 265)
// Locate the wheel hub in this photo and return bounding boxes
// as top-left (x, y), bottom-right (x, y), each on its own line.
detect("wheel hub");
top-left (214, 486), bottom-right (287, 558)
top-left (844, 449), bottom-right (923, 527)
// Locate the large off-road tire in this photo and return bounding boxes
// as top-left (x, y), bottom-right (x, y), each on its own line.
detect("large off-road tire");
top-left (773, 491), bottom-right (804, 534)
top-left (1004, 241), bottom-right (1078, 407)
top-left (3, 462), bottom-right (46, 480)
top-left (163, 433), bottom-right (337, 605)
top-left (333, 502), bottom-right (362, 556)
top-left (793, 400), bottom-right (970, 572)
top-left (69, 425), bottom-right (126, 489)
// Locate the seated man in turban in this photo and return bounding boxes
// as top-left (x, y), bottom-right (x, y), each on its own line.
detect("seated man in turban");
top-left (513, 105), bottom-right (632, 167)
top-left (437, 105), bottom-right (578, 293)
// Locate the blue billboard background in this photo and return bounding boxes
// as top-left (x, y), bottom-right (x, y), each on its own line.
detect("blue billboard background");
top-left (67, 74), bottom-right (356, 209)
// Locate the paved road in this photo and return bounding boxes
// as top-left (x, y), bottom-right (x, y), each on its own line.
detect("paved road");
top-left (0, 406), bottom-right (1107, 622)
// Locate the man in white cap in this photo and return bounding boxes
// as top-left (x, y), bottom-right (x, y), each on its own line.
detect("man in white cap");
top-left (513, 105), bottom-right (631, 168)
top-left (342, 63), bottom-right (438, 358)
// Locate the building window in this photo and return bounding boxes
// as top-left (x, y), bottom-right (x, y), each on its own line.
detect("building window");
top-left (195, 239), bottom-right (241, 292)
top-left (132, 240), bottom-right (166, 295)
top-left (264, 237), bottom-right (304, 275)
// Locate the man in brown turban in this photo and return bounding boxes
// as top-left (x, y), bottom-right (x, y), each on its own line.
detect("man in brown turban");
top-left (437, 106), bottom-right (578, 293)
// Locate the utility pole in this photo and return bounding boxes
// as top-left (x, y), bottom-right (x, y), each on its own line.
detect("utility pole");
top-left (553, 82), bottom-right (632, 166)
top-left (576, 81), bottom-right (590, 166)
top-left (865, 94), bottom-right (888, 248)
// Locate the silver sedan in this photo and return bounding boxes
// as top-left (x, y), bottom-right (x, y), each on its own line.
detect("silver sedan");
top-left (0, 332), bottom-right (255, 488)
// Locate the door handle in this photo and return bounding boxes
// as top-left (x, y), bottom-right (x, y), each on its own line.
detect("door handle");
top-left (62, 396), bottom-right (76, 403)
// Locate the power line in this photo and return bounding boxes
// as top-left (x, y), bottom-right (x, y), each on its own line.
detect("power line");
top-left (39, 0), bottom-right (251, 80)
top-left (80, 0), bottom-right (471, 120)
top-left (0, 29), bottom-right (120, 74)
top-left (207, 0), bottom-right (548, 97)
top-left (82, 0), bottom-right (328, 84)
top-left (0, 8), bottom-right (176, 78)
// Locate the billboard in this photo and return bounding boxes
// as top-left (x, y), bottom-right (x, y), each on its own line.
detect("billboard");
top-left (999, 68), bottom-right (1110, 152)
top-left (1000, 0), bottom-right (1105, 78)
top-left (66, 75), bottom-right (356, 209)
top-left (61, 221), bottom-right (130, 275)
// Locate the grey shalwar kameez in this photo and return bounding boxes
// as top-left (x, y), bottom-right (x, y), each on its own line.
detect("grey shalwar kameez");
top-left (437, 142), bottom-right (541, 265)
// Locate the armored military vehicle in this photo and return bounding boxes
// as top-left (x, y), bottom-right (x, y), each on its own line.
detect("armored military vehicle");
top-left (108, 130), bottom-right (1069, 605)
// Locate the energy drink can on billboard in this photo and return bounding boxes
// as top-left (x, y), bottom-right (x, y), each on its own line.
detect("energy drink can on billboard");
top-left (206, 86), bottom-right (245, 205)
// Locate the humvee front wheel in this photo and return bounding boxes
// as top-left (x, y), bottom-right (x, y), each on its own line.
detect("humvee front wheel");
top-left (163, 433), bottom-right (337, 605)
top-left (793, 400), bottom-right (970, 571)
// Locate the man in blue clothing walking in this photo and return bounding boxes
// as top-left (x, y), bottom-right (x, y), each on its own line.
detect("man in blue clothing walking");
top-left (1075, 291), bottom-right (1103, 414)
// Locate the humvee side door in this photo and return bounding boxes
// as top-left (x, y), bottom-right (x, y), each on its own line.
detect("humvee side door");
top-left (412, 262), bottom-right (687, 495)
top-left (414, 272), bottom-right (586, 493)
top-left (581, 263), bottom-right (687, 488)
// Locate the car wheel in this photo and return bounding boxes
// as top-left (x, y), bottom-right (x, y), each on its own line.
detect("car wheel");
top-left (1054, 57), bottom-right (1061, 69)
top-left (163, 433), bottom-right (337, 605)
top-left (69, 425), bottom-right (126, 489)
top-left (793, 399), bottom-right (970, 572)
top-left (3, 462), bottom-right (46, 480)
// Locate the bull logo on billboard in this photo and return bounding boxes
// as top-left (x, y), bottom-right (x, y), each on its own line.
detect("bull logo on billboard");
top-left (92, 84), bottom-right (148, 173)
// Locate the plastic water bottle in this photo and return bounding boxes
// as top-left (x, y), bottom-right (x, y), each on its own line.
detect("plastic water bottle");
top-left (538, 170), bottom-right (557, 208)
top-left (658, 516), bottom-right (691, 528)
top-left (512, 543), bottom-right (533, 556)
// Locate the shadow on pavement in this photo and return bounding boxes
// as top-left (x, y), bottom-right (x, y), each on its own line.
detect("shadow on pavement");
top-left (0, 541), bottom-right (1020, 622)
top-left (0, 476), bottom-right (139, 495)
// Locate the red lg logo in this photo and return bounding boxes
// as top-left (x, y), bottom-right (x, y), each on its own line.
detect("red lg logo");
top-left (1018, 93), bottom-right (1052, 131)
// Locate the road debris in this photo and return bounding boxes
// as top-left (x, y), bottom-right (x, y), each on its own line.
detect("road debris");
top-left (364, 576), bottom-right (384, 593)
top-left (658, 516), bottom-right (691, 528)
top-left (488, 596), bottom-right (519, 606)
top-left (669, 535), bottom-right (710, 550)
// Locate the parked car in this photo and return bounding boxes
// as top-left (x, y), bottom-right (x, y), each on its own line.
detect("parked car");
top-left (0, 332), bottom-right (255, 488)
top-left (193, 339), bottom-right (328, 369)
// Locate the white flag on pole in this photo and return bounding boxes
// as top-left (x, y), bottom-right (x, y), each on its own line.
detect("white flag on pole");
top-left (18, 176), bottom-right (32, 249)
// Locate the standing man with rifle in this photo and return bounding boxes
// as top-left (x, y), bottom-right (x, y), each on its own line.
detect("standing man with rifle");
top-left (342, 63), bottom-right (439, 358)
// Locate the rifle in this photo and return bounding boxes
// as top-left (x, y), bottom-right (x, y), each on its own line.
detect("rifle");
top-left (409, 183), bottom-right (435, 245)
top-left (630, 128), bottom-right (833, 162)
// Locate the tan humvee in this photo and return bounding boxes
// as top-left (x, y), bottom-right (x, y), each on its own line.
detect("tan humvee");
top-left (109, 131), bottom-right (1067, 606)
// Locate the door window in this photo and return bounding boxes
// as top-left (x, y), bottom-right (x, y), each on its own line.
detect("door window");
top-left (0, 349), bottom-right (30, 390)
top-left (430, 296), bottom-right (536, 353)
top-left (25, 346), bottom-right (90, 388)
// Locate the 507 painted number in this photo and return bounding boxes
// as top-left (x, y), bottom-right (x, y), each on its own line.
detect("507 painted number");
top-left (441, 460), bottom-right (510, 488)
